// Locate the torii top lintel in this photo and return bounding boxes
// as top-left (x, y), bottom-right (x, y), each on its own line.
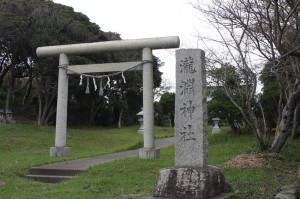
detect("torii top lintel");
top-left (36, 36), bottom-right (180, 57)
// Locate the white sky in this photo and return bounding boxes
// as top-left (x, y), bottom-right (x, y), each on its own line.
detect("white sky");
top-left (52, 0), bottom-right (204, 86)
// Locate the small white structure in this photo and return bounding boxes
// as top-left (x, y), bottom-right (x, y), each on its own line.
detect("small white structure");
top-left (212, 117), bottom-right (221, 134)
top-left (36, 36), bottom-right (180, 158)
top-left (136, 109), bottom-right (144, 134)
top-left (5, 110), bottom-right (15, 123)
top-left (0, 109), bottom-right (16, 123)
top-left (0, 109), bottom-right (5, 122)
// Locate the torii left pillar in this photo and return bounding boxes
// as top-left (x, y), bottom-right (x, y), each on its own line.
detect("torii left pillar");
top-left (50, 53), bottom-right (70, 156)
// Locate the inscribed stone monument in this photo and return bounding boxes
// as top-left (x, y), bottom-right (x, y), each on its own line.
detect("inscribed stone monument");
top-left (175, 49), bottom-right (208, 168)
top-left (153, 49), bottom-right (233, 199)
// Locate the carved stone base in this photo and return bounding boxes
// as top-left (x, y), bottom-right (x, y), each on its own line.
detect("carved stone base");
top-left (50, 147), bottom-right (70, 157)
top-left (153, 166), bottom-right (233, 199)
top-left (139, 148), bottom-right (160, 159)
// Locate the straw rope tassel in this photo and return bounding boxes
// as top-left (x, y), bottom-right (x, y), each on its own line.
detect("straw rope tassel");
top-left (122, 72), bottom-right (126, 83)
top-left (79, 75), bottom-right (83, 86)
top-left (106, 76), bottom-right (110, 88)
top-left (93, 77), bottom-right (97, 91)
top-left (85, 77), bottom-right (90, 94)
top-left (99, 79), bottom-right (104, 96)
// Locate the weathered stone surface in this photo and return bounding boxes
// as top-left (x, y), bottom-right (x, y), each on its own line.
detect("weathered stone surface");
top-left (281, 184), bottom-right (298, 191)
top-left (275, 184), bottom-right (299, 199)
top-left (153, 166), bottom-right (233, 199)
top-left (152, 49), bottom-right (233, 199)
top-left (175, 49), bottom-right (208, 168)
top-left (50, 147), bottom-right (70, 157)
top-left (275, 193), bottom-right (297, 199)
top-left (139, 148), bottom-right (160, 159)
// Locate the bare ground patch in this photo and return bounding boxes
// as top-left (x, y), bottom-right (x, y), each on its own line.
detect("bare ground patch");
top-left (223, 152), bottom-right (283, 168)
top-left (0, 182), bottom-right (7, 186)
top-left (111, 194), bottom-right (144, 199)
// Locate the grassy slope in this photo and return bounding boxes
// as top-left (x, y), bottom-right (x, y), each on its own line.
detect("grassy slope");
top-left (0, 123), bottom-right (299, 199)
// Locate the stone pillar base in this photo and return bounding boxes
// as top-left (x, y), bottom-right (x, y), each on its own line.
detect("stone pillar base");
top-left (50, 147), bottom-right (70, 157)
top-left (212, 127), bottom-right (221, 134)
top-left (139, 148), bottom-right (160, 159)
top-left (153, 166), bottom-right (234, 199)
top-left (138, 129), bottom-right (144, 134)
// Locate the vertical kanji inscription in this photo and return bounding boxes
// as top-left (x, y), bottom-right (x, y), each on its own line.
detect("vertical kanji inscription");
top-left (180, 78), bottom-right (195, 96)
top-left (180, 56), bottom-right (196, 74)
top-left (175, 49), bottom-right (207, 168)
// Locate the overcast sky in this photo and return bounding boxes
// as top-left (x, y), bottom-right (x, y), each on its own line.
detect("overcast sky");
top-left (52, 0), bottom-right (204, 86)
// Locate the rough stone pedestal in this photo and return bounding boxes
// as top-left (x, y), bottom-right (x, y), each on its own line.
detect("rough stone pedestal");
top-left (153, 166), bottom-right (233, 199)
top-left (50, 147), bottom-right (70, 157)
top-left (212, 126), bottom-right (221, 134)
top-left (139, 148), bottom-right (160, 159)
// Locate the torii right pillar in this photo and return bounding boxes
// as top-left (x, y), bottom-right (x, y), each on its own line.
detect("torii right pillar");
top-left (139, 47), bottom-right (159, 159)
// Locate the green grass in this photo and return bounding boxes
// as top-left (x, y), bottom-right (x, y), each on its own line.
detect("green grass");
top-left (0, 123), bottom-right (173, 173)
top-left (0, 123), bottom-right (299, 199)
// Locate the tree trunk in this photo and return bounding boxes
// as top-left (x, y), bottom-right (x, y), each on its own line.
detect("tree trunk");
top-left (270, 105), bottom-right (292, 152)
top-left (89, 99), bottom-right (103, 126)
top-left (40, 95), bottom-right (56, 125)
top-left (168, 118), bottom-right (172, 128)
top-left (0, 65), bottom-right (11, 86)
top-left (22, 76), bottom-right (33, 104)
top-left (292, 126), bottom-right (300, 139)
top-left (270, 83), bottom-right (300, 152)
top-left (89, 102), bottom-right (96, 126)
top-left (291, 103), bottom-right (300, 139)
top-left (45, 105), bottom-right (56, 125)
top-left (227, 118), bottom-right (240, 133)
top-left (5, 87), bottom-right (11, 112)
top-left (36, 79), bottom-right (56, 126)
top-left (118, 108), bottom-right (123, 128)
top-left (36, 77), bottom-right (42, 125)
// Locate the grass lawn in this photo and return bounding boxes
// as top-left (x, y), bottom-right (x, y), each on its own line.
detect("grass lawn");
top-left (0, 122), bottom-right (299, 199)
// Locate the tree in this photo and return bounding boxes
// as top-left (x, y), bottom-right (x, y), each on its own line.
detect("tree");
top-left (0, 1), bottom-right (34, 112)
top-left (87, 54), bottom-right (163, 128)
top-left (158, 92), bottom-right (175, 127)
top-left (0, 0), bottom-right (109, 125)
top-left (0, 0), bottom-right (164, 127)
top-left (259, 63), bottom-right (281, 131)
top-left (194, 0), bottom-right (300, 151)
top-left (154, 78), bottom-right (174, 101)
top-left (207, 86), bottom-right (244, 133)
top-left (208, 60), bottom-right (271, 149)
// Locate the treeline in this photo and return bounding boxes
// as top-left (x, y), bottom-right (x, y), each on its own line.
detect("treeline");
top-left (0, 0), bottom-right (163, 127)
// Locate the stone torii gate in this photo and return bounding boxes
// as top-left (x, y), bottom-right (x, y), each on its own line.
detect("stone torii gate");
top-left (36, 36), bottom-right (180, 158)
